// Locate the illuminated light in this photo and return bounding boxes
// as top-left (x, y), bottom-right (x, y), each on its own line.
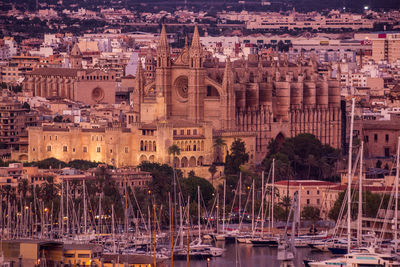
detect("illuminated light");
top-left (44, 208), bottom-right (49, 212)
top-left (364, 6), bottom-right (369, 10)
top-left (25, 206), bottom-right (29, 210)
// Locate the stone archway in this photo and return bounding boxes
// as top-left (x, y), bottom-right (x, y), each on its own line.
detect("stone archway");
top-left (197, 156), bottom-right (204, 166)
top-left (181, 157), bottom-right (188, 168)
top-left (139, 155), bottom-right (148, 163)
top-left (189, 156), bottom-right (196, 167)
top-left (174, 157), bottom-right (180, 168)
top-left (149, 155), bottom-right (155, 163)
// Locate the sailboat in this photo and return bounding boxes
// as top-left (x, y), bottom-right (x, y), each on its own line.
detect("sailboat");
top-left (174, 186), bottom-right (225, 260)
top-left (250, 165), bottom-right (279, 247)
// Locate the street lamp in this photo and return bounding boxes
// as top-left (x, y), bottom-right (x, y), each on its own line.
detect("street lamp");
top-left (206, 257), bottom-right (211, 267)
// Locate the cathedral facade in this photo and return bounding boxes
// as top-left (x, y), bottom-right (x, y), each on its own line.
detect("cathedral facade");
top-left (27, 25), bottom-right (341, 170)
top-left (133, 25), bottom-right (341, 164)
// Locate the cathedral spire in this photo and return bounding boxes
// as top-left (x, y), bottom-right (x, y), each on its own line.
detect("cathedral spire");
top-left (222, 57), bottom-right (235, 130)
top-left (158, 24), bottom-right (169, 50)
top-left (157, 24), bottom-right (170, 68)
top-left (222, 57), bottom-right (234, 89)
top-left (189, 24), bottom-right (203, 68)
top-left (135, 59), bottom-right (144, 95)
top-left (191, 24), bottom-right (201, 49)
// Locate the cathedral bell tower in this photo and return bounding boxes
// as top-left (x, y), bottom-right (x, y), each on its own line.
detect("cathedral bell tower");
top-left (155, 24), bottom-right (172, 120)
top-left (70, 43), bottom-right (82, 69)
top-left (188, 25), bottom-right (205, 122)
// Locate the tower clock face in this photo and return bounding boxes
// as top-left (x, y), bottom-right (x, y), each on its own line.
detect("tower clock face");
top-left (174, 76), bottom-right (189, 100)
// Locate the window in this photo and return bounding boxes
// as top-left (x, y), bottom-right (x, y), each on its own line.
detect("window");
top-left (32, 147), bottom-right (36, 151)
top-left (55, 136), bottom-right (58, 140)
top-left (83, 146), bottom-right (87, 153)
top-left (386, 134), bottom-right (389, 142)
top-left (96, 147), bottom-right (101, 153)
top-left (49, 136), bottom-right (52, 141)
top-left (78, 254), bottom-right (90, 258)
top-left (91, 136), bottom-right (94, 141)
top-left (306, 199), bottom-right (310, 205)
top-left (180, 130), bottom-right (184, 135)
top-left (385, 147), bottom-right (390, 157)
top-left (63, 146), bottom-right (67, 152)
top-left (193, 129), bottom-right (197, 135)
top-left (364, 135), bottom-right (369, 143)
top-left (374, 134), bottom-right (378, 142)
top-left (173, 130), bottom-right (177, 136)
top-left (64, 254), bottom-right (74, 258)
top-left (125, 147), bottom-right (129, 153)
top-left (47, 146), bottom-right (51, 152)
top-left (317, 199), bottom-right (320, 205)
top-left (307, 190), bottom-right (310, 195)
top-left (187, 129), bottom-right (191, 135)
top-left (110, 149), bottom-right (113, 154)
top-left (72, 148), bottom-right (75, 152)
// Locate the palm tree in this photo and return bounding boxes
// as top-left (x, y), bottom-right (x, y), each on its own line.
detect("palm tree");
top-left (208, 164), bottom-right (217, 187)
top-left (17, 178), bottom-right (29, 199)
top-left (213, 137), bottom-right (227, 163)
top-left (168, 144), bottom-right (181, 168)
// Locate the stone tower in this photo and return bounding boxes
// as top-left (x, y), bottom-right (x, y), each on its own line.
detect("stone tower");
top-left (131, 60), bottom-right (144, 122)
top-left (70, 43), bottom-right (82, 69)
top-left (188, 25), bottom-right (205, 122)
top-left (155, 24), bottom-right (171, 120)
top-left (144, 48), bottom-right (155, 84)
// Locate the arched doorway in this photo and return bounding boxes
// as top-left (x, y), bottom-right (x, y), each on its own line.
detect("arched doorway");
top-left (139, 155), bottom-right (148, 163)
top-left (189, 156), bottom-right (196, 167)
top-left (181, 157), bottom-right (188, 168)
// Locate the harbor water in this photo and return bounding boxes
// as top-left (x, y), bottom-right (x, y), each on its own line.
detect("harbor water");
top-left (172, 241), bottom-right (332, 267)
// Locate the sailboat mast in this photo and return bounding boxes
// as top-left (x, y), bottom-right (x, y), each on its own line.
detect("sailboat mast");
top-left (83, 180), bottom-right (87, 235)
top-left (357, 141), bottom-right (364, 247)
top-left (153, 200), bottom-right (157, 267)
top-left (252, 179), bottom-right (255, 236)
top-left (61, 180), bottom-right (64, 237)
top-left (261, 171), bottom-right (264, 237)
top-left (198, 186), bottom-right (201, 241)
top-left (179, 193), bottom-right (183, 248)
top-left (186, 196), bottom-right (190, 267)
top-left (217, 193), bottom-right (220, 234)
top-left (395, 137), bottom-right (400, 251)
top-left (66, 180), bottom-right (69, 236)
top-left (271, 159), bottom-right (275, 230)
top-left (238, 172), bottom-right (242, 230)
top-left (223, 180), bottom-right (226, 234)
top-left (347, 98), bottom-right (355, 253)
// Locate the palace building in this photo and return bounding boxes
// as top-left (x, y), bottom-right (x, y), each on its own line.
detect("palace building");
top-left (22, 44), bottom-right (117, 105)
top-left (27, 25), bottom-right (341, 170)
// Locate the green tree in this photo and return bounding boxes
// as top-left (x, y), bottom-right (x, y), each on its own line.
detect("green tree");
top-left (17, 178), bottom-right (29, 199)
top-left (301, 206), bottom-right (321, 222)
top-left (24, 158), bottom-right (67, 169)
top-left (224, 138), bottom-right (249, 175)
top-left (181, 176), bottom-right (215, 207)
top-left (54, 115), bottom-right (63, 122)
top-left (168, 144), bottom-right (181, 168)
top-left (213, 137), bottom-right (227, 164)
top-left (208, 164), bottom-right (217, 187)
top-left (263, 133), bottom-right (340, 181)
